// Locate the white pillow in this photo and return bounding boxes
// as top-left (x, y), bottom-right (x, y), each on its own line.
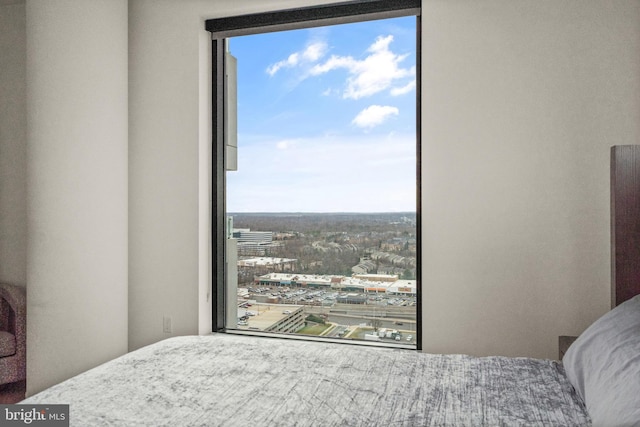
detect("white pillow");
top-left (563, 294), bottom-right (640, 427)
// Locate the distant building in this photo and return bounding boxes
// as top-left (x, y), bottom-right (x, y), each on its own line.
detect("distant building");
top-left (238, 257), bottom-right (297, 271)
top-left (352, 273), bottom-right (398, 283)
top-left (265, 306), bottom-right (305, 334)
top-left (387, 280), bottom-right (417, 296)
top-left (237, 303), bottom-right (305, 334)
top-left (351, 260), bottom-right (377, 275)
top-left (255, 272), bottom-right (417, 296)
top-left (369, 251), bottom-right (416, 268)
top-left (233, 229), bottom-right (281, 256)
top-left (256, 273), bottom-right (338, 289)
top-left (233, 230), bottom-right (273, 243)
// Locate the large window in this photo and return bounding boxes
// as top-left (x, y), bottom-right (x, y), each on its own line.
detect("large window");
top-left (207, 0), bottom-right (421, 349)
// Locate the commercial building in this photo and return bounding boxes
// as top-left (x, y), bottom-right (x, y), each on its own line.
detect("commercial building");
top-left (238, 257), bottom-right (297, 271)
top-left (255, 273), bottom-right (417, 296)
top-left (233, 229), bottom-right (281, 256)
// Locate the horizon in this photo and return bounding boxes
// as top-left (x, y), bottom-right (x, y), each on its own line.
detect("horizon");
top-left (228, 211), bottom-right (417, 214)
top-left (228, 211), bottom-right (417, 218)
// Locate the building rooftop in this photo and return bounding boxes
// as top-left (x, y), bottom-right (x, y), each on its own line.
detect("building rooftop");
top-left (238, 303), bottom-right (303, 331)
top-left (238, 257), bottom-right (297, 266)
top-left (257, 273), bottom-right (417, 293)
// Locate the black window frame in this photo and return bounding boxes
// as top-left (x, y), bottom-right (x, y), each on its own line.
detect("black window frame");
top-left (206, 0), bottom-right (422, 350)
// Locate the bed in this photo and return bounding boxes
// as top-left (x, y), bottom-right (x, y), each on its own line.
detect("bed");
top-left (19, 293), bottom-right (640, 426)
top-left (21, 334), bottom-right (584, 426)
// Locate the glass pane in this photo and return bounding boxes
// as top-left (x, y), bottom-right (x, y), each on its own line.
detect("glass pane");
top-left (226, 17), bottom-right (417, 347)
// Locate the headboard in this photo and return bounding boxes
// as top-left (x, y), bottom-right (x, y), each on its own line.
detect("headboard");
top-left (611, 145), bottom-right (640, 307)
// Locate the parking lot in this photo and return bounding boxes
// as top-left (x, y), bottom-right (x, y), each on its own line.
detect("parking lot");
top-left (246, 286), bottom-right (417, 308)
top-left (239, 286), bottom-right (417, 345)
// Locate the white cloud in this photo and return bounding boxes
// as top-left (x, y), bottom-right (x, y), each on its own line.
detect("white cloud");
top-left (309, 35), bottom-right (413, 99)
top-left (309, 55), bottom-right (356, 75)
top-left (302, 42), bottom-right (326, 62)
top-left (266, 41), bottom-right (328, 76)
top-left (227, 133), bottom-right (416, 212)
top-left (390, 79), bottom-right (416, 96)
top-left (352, 105), bottom-right (399, 128)
top-left (275, 139), bottom-right (299, 150)
top-left (322, 88), bottom-right (334, 96)
top-left (266, 53), bottom-right (300, 76)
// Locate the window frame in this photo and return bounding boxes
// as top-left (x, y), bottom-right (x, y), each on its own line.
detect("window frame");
top-left (207, 0), bottom-right (422, 350)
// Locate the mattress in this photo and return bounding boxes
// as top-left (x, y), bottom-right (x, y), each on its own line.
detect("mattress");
top-left (23, 333), bottom-right (590, 426)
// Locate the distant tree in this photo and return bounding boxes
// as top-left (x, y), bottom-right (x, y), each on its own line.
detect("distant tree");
top-left (371, 316), bottom-right (383, 332)
top-left (305, 314), bottom-right (325, 324)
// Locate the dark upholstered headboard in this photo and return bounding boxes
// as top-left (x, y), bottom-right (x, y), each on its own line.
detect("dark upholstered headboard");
top-left (611, 145), bottom-right (640, 307)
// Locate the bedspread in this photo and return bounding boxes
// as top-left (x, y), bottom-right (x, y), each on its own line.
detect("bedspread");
top-left (23, 334), bottom-right (590, 426)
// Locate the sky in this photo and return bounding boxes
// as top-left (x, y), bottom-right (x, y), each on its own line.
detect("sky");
top-left (227, 16), bottom-right (417, 213)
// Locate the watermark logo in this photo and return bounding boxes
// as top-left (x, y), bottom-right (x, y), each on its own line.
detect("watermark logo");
top-left (0, 405), bottom-right (68, 426)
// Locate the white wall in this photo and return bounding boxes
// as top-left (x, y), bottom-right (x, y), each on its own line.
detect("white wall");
top-left (0, 2), bottom-right (27, 287)
top-left (421, 0), bottom-right (640, 358)
top-left (25, 0), bottom-right (129, 395)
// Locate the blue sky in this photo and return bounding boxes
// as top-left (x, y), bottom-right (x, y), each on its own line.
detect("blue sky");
top-left (227, 17), bottom-right (417, 213)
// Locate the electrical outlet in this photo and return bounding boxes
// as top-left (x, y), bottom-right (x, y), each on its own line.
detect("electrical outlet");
top-left (163, 316), bottom-right (172, 334)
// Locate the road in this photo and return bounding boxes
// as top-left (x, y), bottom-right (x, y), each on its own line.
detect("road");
top-left (305, 305), bottom-right (417, 332)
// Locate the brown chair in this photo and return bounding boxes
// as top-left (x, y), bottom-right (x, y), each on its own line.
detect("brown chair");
top-left (0, 284), bottom-right (26, 386)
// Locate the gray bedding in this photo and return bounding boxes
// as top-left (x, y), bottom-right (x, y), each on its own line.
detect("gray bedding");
top-left (23, 333), bottom-right (590, 426)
